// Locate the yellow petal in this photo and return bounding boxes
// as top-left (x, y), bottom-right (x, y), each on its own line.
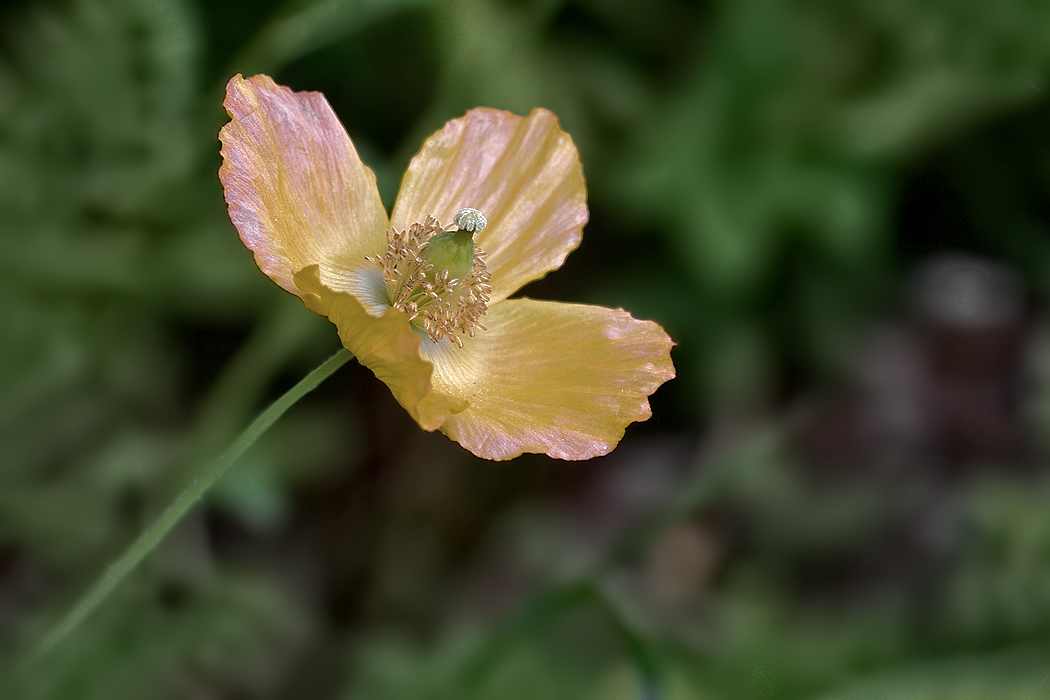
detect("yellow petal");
top-left (219, 74), bottom-right (388, 301)
top-left (390, 108), bottom-right (587, 303)
top-left (293, 266), bottom-right (465, 431)
top-left (418, 299), bottom-right (675, 461)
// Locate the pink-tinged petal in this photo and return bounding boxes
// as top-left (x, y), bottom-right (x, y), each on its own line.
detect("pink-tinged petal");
top-left (293, 266), bottom-right (465, 431)
top-left (417, 299), bottom-right (676, 461)
top-left (219, 74), bottom-right (388, 300)
top-left (390, 108), bottom-right (587, 303)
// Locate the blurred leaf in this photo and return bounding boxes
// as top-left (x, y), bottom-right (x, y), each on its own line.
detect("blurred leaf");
top-left (0, 0), bottom-right (199, 559)
top-left (814, 647), bottom-right (1050, 700)
top-left (935, 477), bottom-right (1050, 647)
top-left (226, 0), bottom-right (435, 81)
top-left (15, 571), bottom-right (304, 700)
top-left (625, 0), bottom-right (1050, 294)
top-left (342, 628), bottom-right (626, 700)
top-left (0, 0), bottom-right (198, 225)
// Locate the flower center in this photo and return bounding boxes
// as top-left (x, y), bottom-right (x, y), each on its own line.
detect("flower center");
top-left (366, 209), bottom-right (492, 348)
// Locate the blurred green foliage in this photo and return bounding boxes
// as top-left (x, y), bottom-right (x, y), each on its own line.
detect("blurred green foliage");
top-left (4, 0), bottom-right (1050, 697)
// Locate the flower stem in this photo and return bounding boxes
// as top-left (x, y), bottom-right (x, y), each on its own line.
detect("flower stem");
top-left (13, 347), bottom-right (354, 677)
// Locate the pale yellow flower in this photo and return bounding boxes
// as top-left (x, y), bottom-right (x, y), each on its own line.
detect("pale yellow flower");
top-left (219, 74), bottom-right (674, 460)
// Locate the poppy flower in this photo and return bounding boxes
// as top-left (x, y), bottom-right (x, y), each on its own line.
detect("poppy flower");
top-left (219, 74), bottom-right (674, 460)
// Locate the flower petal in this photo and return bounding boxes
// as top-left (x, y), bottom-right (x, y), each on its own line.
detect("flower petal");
top-left (391, 108), bottom-right (587, 303)
top-left (293, 266), bottom-right (465, 431)
top-left (418, 299), bottom-right (675, 461)
top-left (219, 74), bottom-right (388, 300)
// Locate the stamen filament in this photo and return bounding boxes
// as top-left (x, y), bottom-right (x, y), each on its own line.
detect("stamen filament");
top-left (368, 215), bottom-right (491, 346)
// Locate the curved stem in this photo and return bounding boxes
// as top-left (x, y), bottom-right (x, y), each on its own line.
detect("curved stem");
top-left (456, 426), bottom-right (783, 692)
top-left (13, 348), bottom-right (354, 677)
top-left (592, 588), bottom-right (664, 700)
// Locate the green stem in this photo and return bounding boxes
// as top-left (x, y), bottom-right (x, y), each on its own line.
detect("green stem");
top-left (457, 426), bottom-right (783, 690)
top-left (592, 588), bottom-right (663, 699)
top-left (461, 582), bottom-right (595, 684)
top-left (14, 348), bottom-right (353, 676)
top-left (168, 302), bottom-right (319, 486)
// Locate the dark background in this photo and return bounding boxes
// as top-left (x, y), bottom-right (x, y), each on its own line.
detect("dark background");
top-left (3, 0), bottom-right (1050, 697)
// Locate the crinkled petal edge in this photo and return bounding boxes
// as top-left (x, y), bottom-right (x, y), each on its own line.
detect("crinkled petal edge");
top-left (419, 298), bottom-right (676, 461)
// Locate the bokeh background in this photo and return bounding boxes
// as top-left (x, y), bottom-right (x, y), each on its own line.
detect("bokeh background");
top-left (4, 0), bottom-right (1050, 697)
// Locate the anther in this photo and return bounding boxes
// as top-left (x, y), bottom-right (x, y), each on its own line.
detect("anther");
top-left (369, 214), bottom-right (491, 347)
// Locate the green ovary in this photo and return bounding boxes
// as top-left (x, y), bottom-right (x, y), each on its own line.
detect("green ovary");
top-left (422, 229), bottom-right (475, 283)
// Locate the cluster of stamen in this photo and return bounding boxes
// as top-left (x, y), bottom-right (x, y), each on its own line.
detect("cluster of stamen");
top-left (365, 216), bottom-right (492, 348)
